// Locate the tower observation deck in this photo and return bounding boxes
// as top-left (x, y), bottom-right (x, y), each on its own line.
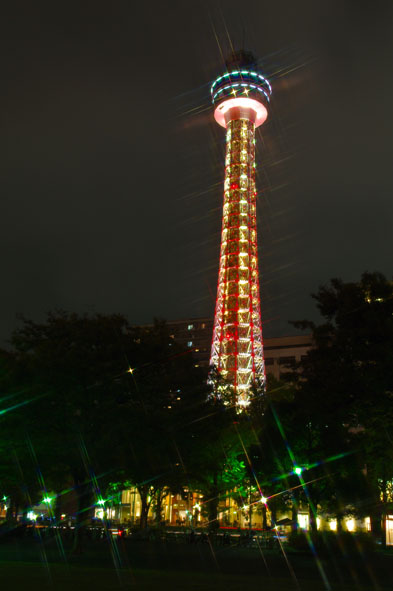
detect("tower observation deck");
top-left (209, 51), bottom-right (272, 407)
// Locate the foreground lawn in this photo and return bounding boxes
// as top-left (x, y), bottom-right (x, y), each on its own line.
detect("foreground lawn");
top-left (1, 536), bottom-right (392, 590)
top-left (0, 561), bottom-right (387, 591)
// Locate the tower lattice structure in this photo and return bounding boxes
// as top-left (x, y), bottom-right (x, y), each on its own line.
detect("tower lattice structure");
top-left (209, 52), bottom-right (272, 406)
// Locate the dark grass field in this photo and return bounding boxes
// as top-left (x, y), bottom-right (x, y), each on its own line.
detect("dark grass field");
top-left (1, 534), bottom-right (392, 590)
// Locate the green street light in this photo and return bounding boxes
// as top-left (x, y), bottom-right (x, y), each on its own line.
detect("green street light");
top-left (294, 466), bottom-right (303, 476)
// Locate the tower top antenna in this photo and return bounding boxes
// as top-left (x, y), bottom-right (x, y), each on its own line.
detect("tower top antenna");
top-left (225, 49), bottom-right (256, 71)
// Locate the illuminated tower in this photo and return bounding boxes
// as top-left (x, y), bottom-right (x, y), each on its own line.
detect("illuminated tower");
top-left (209, 51), bottom-right (272, 406)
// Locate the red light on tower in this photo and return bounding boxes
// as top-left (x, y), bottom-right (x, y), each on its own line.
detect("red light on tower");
top-left (209, 51), bottom-right (272, 407)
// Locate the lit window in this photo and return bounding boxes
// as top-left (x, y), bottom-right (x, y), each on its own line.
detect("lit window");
top-left (201, 323), bottom-right (206, 329)
top-left (298, 514), bottom-right (309, 530)
top-left (346, 519), bottom-right (355, 532)
top-left (187, 341), bottom-right (193, 347)
top-left (188, 324), bottom-right (194, 330)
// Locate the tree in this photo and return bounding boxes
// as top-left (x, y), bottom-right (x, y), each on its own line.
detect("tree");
top-left (5, 312), bottom-right (217, 535)
top-left (3, 312), bottom-right (139, 539)
top-left (174, 392), bottom-right (251, 530)
top-left (111, 320), bottom-right (212, 528)
top-left (290, 272), bottom-right (393, 542)
top-left (0, 349), bottom-right (45, 521)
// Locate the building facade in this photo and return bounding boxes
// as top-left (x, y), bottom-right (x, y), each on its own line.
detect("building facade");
top-left (166, 317), bottom-right (312, 381)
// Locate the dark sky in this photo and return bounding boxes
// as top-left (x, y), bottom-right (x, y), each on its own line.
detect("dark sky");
top-left (1, 0), bottom-right (392, 345)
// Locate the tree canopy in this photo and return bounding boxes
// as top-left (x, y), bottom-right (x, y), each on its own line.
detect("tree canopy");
top-left (1, 271), bottom-right (392, 542)
top-left (0, 311), bottom-right (243, 530)
top-left (284, 272), bottom-right (393, 539)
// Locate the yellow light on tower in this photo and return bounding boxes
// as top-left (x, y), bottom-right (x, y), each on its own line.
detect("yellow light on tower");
top-left (209, 50), bottom-right (272, 407)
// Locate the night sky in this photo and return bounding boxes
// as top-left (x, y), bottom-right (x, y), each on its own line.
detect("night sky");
top-left (1, 0), bottom-right (392, 345)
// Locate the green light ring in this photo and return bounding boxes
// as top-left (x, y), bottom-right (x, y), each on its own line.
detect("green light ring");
top-left (211, 70), bottom-right (272, 95)
top-left (211, 71), bottom-right (267, 92)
